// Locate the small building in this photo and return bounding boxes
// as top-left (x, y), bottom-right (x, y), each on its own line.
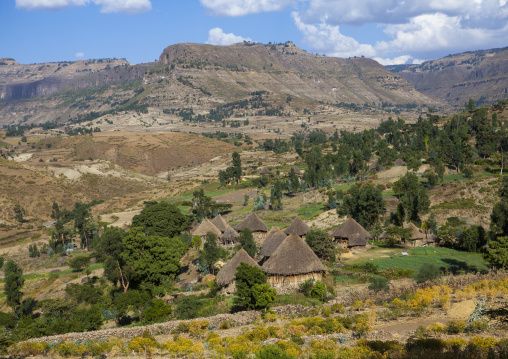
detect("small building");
top-left (292, 167), bottom-right (303, 176)
top-left (220, 226), bottom-right (240, 247)
top-left (394, 158), bottom-right (405, 166)
top-left (211, 214), bottom-right (229, 233)
top-left (405, 222), bottom-right (426, 246)
top-left (259, 167), bottom-right (271, 175)
top-left (216, 248), bottom-right (261, 294)
top-left (262, 233), bottom-right (325, 292)
top-left (331, 217), bottom-right (371, 250)
top-left (426, 234), bottom-right (440, 247)
top-left (284, 216), bottom-right (311, 238)
top-left (259, 227), bottom-right (287, 261)
top-left (234, 212), bottom-right (269, 242)
top-left (192, 218), bottom-right (222, 240)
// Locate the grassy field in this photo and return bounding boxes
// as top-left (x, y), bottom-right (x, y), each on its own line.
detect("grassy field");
top-left (352, 247), bottom-right (488, 274)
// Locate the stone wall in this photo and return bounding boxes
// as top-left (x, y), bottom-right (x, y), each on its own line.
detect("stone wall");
top-left (25, 305), bottom-right (311, 344)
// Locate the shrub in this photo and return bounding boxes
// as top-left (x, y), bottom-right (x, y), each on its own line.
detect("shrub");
top-left (311, 280), bottom-right (327, 301)
top-left (128, 337), bottom-right (156, 353)
top-left (446, 320), bottom-right (467, 334)
top-left (299, 279), bottom-right (315, 297)
top-left (368, 277), bottom-right (389, 291)
top-left (141, 299), bottom-right (172, 323)
top-left (175, 295), bottom-right (202, 319)
top-left (255, 344), bottom-right (296, 359)
top-left (220, 321), bottom-right (230, 330)
top-left (415, 263), bottom-right (441, 283)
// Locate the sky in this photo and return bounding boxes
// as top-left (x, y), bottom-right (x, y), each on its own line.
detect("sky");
top-left (1, 0), bottom-right (507, 66)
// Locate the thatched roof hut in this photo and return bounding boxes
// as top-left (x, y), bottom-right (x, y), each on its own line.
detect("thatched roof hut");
top-left (211, 214), bottom-right (228, 233)
top-left (394, 158), bottom-right (405, 166)
top-left (221, 226), bottom-right (240, 246)
top-left (234, 212), bottom-right (269, 233)
top-left (259, 167), bottom-right (270, 175)
top-left (259, 227), bottom-right (286, 258)
top-left (292, 167), bottom-right (302, 176)
top-left (262, 233), bottom-right (325, 290)
top-left (216, 248), bottom-right (260, 290)
top-left (331, 217), bottom-right (371, 247)
top-left (192, 218), bottom-right (222, 237)
top-left (284, 217), bottom-right (311, 237)
top-left (405, 222), bottom-right (425, 240)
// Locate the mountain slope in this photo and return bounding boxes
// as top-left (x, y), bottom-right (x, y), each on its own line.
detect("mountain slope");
top-left (387, 47), bottom-right (508, 109)
top-left (0, 42), bottom-right (441, 126)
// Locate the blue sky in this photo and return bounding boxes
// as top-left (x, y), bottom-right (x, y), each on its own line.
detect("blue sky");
top-left (1, 0), bottom-right (508, 66)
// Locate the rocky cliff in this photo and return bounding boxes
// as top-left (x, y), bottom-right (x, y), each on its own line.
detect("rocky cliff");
top-left (387, 47), bottom-right (508, 109)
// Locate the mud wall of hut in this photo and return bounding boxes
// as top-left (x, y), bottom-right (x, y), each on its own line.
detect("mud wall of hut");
top-left (267, 272), bottom-right (323, 293)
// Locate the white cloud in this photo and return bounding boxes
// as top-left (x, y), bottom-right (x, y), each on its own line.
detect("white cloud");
top-left (292, 12), bottom-right (376, 58)
top-left (205, 27), bottom-right (251, 46)
top-left (16, 0), bottom-right (151, 13)
top-left (291, 1), bottom-right (508, 62)
top-left (200, 0), bottom-right (295, 16)
top-left (75, 52), bottom-right (84, 58)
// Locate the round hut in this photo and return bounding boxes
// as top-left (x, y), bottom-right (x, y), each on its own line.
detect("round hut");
top-left (405, 222), bottom-right (425, 246)
top-left (262, 233), bottom-right (325, 292)
top-left (192, 218), bottom-right (222, 241)
top-left (259, 167), bottom-right (271, 175)
top-left (211, 214), bottom-right (229, 233)
top-left (292, 167), bottom-right (303, 176)
top-left (331, 217), bottom-right (371, 250)
top-left (220, 226), bottom-right (240, 247)
top-left (234, 212), bottom-right (269, 242)
top-left (284, 216), bottom-right (311, 238)
top-left (394, 158), bottom-right (405, 166)
top-left (216, 248), bottom-right (260, 294)
top-left (259, 227), bottom-right (286, 260)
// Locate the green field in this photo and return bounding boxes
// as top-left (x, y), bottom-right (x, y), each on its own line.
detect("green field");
top-left (353, 247), bottom-right (489, 274)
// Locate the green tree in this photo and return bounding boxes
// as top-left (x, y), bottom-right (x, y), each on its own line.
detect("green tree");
top-left (484, 237), bottom-right (508, 269)
top-left (131, 201), bottom-right (190, 239)
top-left (287, 167), bottom-right (300, 193)
top-left (310, 280), bottom-right (327, 301)
top-left (4, 260), bottom-right (24, 310)
top-left (337, 183), bottom-right (385, 229)
top-left (13, 204), bottom-right (26, 223)
top-left (270, 180), bottom-right (284, 211)
top-left (68, 254), bottom-right (91, 272)
top-left (192, 189), bottom-right (233, 220)
top-left (234, 263), bottom-right (275, 310)
top-left (368, 277), bottom-right (389, 292)
top-left (305, 229), bottom-right (336, 261)
top-left (239, 228), bottom-right (257, 257)
top-left (491, 176), bottom-right (508, 237)
top-left (457, 225), bottom-right (486, 252)
top-left (73, 202), bottom-right (94, 250)
top-left (201, 232), bottom-right (220, 274)
top-left (393, 172), bottom-right (430, 223)
top-left (466, 98), bottom-right (476, 112)
top-left (232, 151), bottom-right (242, 184)
top-left (121, 228), bottom-right (186, 293)
top-left (415, 263), bottom-right (441, 283)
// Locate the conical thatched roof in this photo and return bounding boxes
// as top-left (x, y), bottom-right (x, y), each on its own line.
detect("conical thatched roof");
top-left (395, 158), bottom-right (405, 166)
top-left (284, 217), bottom-right (311, 236)
top-left (405, 222), bottom-right (425, 240)
top-left (211, 214), bottom-right (228, 233)
top-left (259, 227), bottom-right (287, 257)
top-left (221, 226), bottom-right (240, 242)
top-left (427, 234), bottom-right (440, 243)
top-left (234, 212), bottom-right (269, 232)
top-left (259, 167), bottom-right (270, 175)
top-left (216, 248), bottom-right (260, 286)
top-left (192, 218), bottom-right (222, 237)
top-left (331, 217), bottom-right (371, 247)
top-left (262, 233), bottom-right (325, 276)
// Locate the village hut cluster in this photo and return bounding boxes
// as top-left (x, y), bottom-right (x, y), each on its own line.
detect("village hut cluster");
top-left (191, 211), bottom-right (378, 294)
top-left (192, 211), bottom-right (438, 295)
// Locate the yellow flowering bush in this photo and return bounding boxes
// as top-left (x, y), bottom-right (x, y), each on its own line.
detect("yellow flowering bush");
top-left (128, 337), bottom-right (157, 354)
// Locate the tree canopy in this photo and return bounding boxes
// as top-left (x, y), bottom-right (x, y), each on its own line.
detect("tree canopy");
top-left (131, 201), bottom-right (190, 239)
top-left (337, 183), bottom-right (385, 229)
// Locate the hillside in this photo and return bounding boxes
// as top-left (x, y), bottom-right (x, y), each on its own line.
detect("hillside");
top-left (388, 47), bottom-right (508, 109)
top-left (0, 42), bottom-right (441, 127)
